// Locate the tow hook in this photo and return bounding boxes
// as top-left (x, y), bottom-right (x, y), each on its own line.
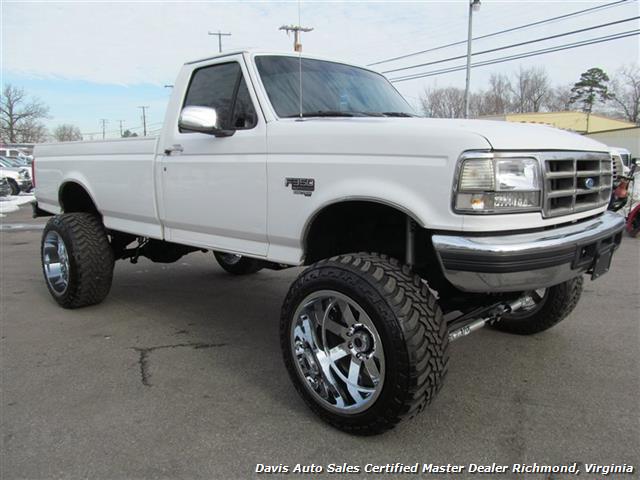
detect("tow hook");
top-left (447, 295), bottom-right (533, 342)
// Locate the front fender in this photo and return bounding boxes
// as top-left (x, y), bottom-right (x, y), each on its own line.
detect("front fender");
top-left (266, 155), bottom-right (462, 265)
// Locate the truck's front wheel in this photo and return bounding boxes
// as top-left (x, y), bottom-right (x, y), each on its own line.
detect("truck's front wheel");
top-left (41, 213), bottom-right (114, 309)
top-left (492, 277), bottom-right (583, 335)
top-left (280, 253), bottom-right (449, 435)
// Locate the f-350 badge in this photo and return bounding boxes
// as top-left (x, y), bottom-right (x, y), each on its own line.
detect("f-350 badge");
top-left (285, 178), bottom-right (315, 197)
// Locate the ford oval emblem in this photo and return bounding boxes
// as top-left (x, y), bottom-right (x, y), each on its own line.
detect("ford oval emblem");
top-left (584, 177), bottom-right (595, 189)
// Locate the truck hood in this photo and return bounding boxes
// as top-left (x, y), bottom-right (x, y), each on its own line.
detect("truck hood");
top-left (410, 117), bottom-right (608, 152)
top-left (424, 119), bottom-right (608, 152)
top-left (277, 117), bottom-right (609, 154)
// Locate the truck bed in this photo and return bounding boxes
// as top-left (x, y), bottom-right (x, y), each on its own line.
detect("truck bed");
top-left (35, 136), bottom-right (163, 239)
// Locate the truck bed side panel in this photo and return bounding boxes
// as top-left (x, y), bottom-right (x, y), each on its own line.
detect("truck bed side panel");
top-left (35, 137), bottom-right (163, 239)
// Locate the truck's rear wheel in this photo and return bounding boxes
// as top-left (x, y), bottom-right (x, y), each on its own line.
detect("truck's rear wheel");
top-left (213, 251), bottom-right (263, 275)
top-left (492, 277), bottom-right (583, 335)
top-left (280, 253), bottom-right (449, 435)
top-left (41, 213), bottom-right (114, 309)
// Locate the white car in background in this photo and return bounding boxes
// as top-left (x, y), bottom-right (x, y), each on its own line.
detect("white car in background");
top-left (0, 148), bottom-right (33, 166)
top-left (610, 146), bottom-right (632, 177)
top-left (0, 156), bottom-right (32, 195)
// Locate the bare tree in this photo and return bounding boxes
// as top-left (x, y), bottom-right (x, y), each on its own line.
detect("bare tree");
top-left (482, 73), bottom-right (512, 115)
top-left (544, 84), bottom-right (573, 112)
top-left (609, 64), bottom-right (640, 124)
top-left (0, 84), bottom-right (49, 143)
top-left (53, 124), bottom-right (83, 142)
top-left (510, 66), bottom-right (550, 113)
top-left (468, 92), bottom-right (490, 117)
top-left (16, 118), bottom-right (49, 143)
top-left (420, 86), bottom-right (466, 118)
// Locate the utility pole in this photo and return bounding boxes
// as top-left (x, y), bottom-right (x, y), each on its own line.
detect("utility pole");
top-left (279, 24), bottom-right (313, 52)
top-left (100, 119), bottom-right (108, 140)
top-left (118, 120), bottom-right (125, 137)
top-left (208, 30), bottom-right (231, 53)
top-left (464, 0), bottom-right (481, 119)
top-left (138, 106), bottom-right (149, 137)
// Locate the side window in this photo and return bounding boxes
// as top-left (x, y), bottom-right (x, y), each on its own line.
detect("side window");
top-left (232, 78), bottom-right (257, 129)
top-left (183, 62), bottom-right (257, 131)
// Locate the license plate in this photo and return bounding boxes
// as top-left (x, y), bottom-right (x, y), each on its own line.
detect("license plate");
top-left (591, 249), bottom-right (614, 280)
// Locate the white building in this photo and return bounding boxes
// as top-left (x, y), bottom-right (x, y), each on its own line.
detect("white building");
top-left (586, 126), bottom-right (640, 159)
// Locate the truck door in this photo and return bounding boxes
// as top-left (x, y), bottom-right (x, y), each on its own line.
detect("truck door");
top-left (159, 55), bottom-right (268, 256)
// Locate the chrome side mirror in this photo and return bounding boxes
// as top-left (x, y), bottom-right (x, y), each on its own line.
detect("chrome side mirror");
top-left (178, 106), bottom-right (234, 137)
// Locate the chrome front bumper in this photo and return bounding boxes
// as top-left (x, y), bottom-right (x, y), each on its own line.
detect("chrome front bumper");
top-left (432, 211), bottom-right (625, 293)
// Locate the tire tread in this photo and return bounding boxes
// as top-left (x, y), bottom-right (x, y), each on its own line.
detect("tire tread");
top-left (280, 252), bottom-right (449, 435)
top-left (493, 277), bottom-right (584, 335)
top-left (42, 213), bottom-right (114, 308)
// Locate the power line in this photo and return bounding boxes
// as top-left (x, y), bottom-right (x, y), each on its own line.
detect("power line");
top-left (368, 0), bottom-right (634, 66)
top-left (80, 122), bottom-right (163, 137)
top-left (391, 30), bottom-right (639, 82)
top-left (383, 16), bottom-right (639, 75)
top-left (390, 29), bottom-right (640, 83)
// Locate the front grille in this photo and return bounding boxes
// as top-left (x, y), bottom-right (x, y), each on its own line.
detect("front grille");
top-left (542, 152), bottom-right (612, 218)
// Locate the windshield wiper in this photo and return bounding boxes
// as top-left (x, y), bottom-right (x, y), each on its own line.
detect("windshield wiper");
top-left (284, 110), bottom-right (416, 118)
top-left (284, 111), bottom-right (355, 118)
top-left (381, 112), bottom-right (417, 117)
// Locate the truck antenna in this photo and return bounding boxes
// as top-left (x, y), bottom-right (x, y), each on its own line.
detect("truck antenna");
top-left (279, 1), bottom-right (313, 119)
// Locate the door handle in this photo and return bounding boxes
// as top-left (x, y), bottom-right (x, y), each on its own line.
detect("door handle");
top-left (164, 144), bottom-right (184, 155)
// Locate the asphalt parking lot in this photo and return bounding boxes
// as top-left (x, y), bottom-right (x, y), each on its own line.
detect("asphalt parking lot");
top-left (1, 204), bottom-right (639, 480)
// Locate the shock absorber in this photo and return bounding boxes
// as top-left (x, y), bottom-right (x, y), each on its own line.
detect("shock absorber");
top-left (447, 295), bottom-right (533, 342)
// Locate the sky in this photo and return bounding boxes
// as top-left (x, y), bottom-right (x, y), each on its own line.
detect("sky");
top-left (2, 0), bottom-right (639, 139)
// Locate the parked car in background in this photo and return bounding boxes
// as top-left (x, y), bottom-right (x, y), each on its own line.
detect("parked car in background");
top-left (0, 155), bottom-right (29, 170)
top-left (610, 146), bottom-right (632, 176)
top-left (0, 156), bottom-right (33, 181)
top-left (0, 158), bottom-right (32, 195)
top-left (0, 148), bottom-right (32, 165)
top-left (0, 176), bottom-right (12, 197)
top-left (611, 148), bottom-right (626, 180)
top-left (18, 152), bottom-right (34, 165)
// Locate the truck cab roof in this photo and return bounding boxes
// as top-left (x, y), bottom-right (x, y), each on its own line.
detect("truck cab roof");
top-left (184, 49), bottom-right (377, 74)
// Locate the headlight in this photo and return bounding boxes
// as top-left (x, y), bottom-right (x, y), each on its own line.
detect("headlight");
top-left (455, 155), bottom-right (541, 214)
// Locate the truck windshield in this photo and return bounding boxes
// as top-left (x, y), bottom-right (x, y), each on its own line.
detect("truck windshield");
top-left (255, 55), bottom-right (416, 118)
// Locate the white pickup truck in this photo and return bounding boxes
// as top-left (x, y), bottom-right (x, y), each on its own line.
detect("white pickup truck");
top-left (34, 50), bottom-right (625, 435)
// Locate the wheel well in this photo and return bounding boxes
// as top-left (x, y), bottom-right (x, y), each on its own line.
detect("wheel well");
top-left (303, 200), bottom-right (488, 313)
top-left (59, 182), bottom-right (99, 215)
top-left (304, 201), bottom-right (422, 264)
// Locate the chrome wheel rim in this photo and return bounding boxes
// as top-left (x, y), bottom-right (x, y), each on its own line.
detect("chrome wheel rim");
top-left (220, 253), bottom-right (242, 265)
top-left (43, 231), bottom-right (70, 295)
top-left (290, 290), bottom-right (385, 414)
